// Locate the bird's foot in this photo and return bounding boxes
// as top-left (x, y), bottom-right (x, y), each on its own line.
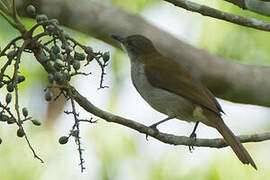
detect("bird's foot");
top-left (145, 124), bottom-right (159, 141)
top-left (145, 116), bottom-right (175, 141)
top-left (188, 132), bottom-right (197, 152)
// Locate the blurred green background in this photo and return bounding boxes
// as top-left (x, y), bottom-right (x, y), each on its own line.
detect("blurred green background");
top-left (0, 0), bottom-right (270, 179)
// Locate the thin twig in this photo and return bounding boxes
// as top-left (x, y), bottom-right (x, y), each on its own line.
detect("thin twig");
top-left (223, 0), bottom-right (270, 17)
top-left (68, 88), bottom-right (85, 173)
top-left (24, 133), bottom-right (44, 163)
top-left (68, 85), bottom-right (270, 148)
top-left (164, 0), bottom-right (270, 32)
top-left (13, 40), bottom-right (28, 125)
top-left (12, 40), bottom-right (43, 163)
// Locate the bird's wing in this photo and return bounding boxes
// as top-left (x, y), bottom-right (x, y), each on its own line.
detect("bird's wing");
top-left (144, 55), bottom-right (223, 115)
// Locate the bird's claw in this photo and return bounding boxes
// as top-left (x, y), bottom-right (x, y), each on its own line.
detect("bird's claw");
top-left (188, 132), bottom-right (197, 153)
top-left (145, 124), bottom-right (159, 141)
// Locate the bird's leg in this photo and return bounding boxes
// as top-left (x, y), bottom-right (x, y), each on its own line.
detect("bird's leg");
top-left (149, 116), bottom-right (176, 129)
top-left (146, 116), bottom-right (176, 140)
top-left (189, 121), bottom-right (199, 152)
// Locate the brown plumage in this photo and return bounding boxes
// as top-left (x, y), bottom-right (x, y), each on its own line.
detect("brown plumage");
top-left (112, 34), bottom-right (257, 169)
top-left (145, 53), bottom-right (256, 169)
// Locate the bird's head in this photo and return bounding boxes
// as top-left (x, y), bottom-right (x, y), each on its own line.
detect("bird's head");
top-left (112, 34), bottom-right (157, 63)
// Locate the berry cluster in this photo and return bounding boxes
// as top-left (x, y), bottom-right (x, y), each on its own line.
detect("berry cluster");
top-left (0, 3), bottom-right (111, 171)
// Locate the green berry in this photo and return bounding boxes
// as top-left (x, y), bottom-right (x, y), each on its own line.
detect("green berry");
top-left (52, 45), bottom-right (60, 54)
top-left (62, 54), bottom-right (67, 60)
top-left (87, 54), bottom-right (95, 62)
top-left (7, 118), bottom-right (15, 124)
top-left (7, 50), bottom-right (16, 60)
top-left (26, 5), bottom-right (36, 16)
top-left (6, 83), bottom-right (14, 92)
top-left (54, 72), bottom-right (63, 81)
top-left (36, 14), bottom-right (48, 23)
top-left (53, 72), bottom-right (63, 84)
top-left (0, 113), bottom-right (9, 122)
top-left (85, 46), bottom-right (93, 54)
top-left (46, 25), bottom-right (54, 32)
top-left (103, 52), bottom-right (110, 62)
top-left (47, 61), bottom-right (54, 67)
top-left (63, 70), bottom-right (70, 81)
top-left (18, 76), bottom-right (25, 83)
top-left (65, 46), bottom-right (72, 54)
top-left (39, 54), bottom-right (49, 63)
top-left (31, 120), bottom-right (41, 126)
top-left (5, 93), bottom-right (12, 104)
top-left (22, 107), bottom-right (28, 117)
top-left (74, 52), bottom-right (85, 61)
top-left (58, 136), bottom-right (69, 144)
top-left (61, 44), bottom-right (65, 49)
top-left (45, 90), bottom-right (53, 102)
top-left (54, 59), bottom-right (64, 70)
top-left (56, 53), bottom-right (63, 60)
top-left (17, 127), bottom-right (25, 137)
top-left (48, 74), bottom-right (54, 84)
top-left (72, 60), bottom-right (80, 70)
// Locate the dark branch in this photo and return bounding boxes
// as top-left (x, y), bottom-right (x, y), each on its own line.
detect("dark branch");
top-left (223, 0), bottom-right (270, 17)
top-left (68, 85), bottom-right (270, 148)
top-left (164, 0), bottom-right (270, 32)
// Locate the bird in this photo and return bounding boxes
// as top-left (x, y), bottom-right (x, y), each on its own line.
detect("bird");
top-left (112, 34), bottom-right (257, 170)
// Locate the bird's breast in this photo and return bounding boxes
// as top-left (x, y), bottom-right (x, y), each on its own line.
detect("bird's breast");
top-left (130, 62), bottom-right (196, 122)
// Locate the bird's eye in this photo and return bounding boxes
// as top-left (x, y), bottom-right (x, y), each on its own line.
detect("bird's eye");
top-left (126, 40), bottom-right (133, 46)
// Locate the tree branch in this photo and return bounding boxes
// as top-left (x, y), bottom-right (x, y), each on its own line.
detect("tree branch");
top-left (69, 85), bottom-right (270, 148)
top-left (17, 0), bottom-right (270, 108)
top-left (164, 0), bottom-right (270, 32)
top-left (28, 36), bottom-right (270, 149)
top-left (224, 0), bottom-right (270, 17)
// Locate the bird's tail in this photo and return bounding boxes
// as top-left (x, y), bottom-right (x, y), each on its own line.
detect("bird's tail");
top-left (215, 120), bottom-right (257, 170)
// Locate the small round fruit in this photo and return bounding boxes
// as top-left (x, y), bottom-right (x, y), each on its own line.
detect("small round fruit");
top-left (74, 52), bottom-right (85, 61)
top-left (36, 14), bottom-right (48, 23)
top-left (52, 45), bottom-right (60, 54)
top-left (85, 46), bottom-right (93, 54)
top-left (58, 136), bottom-right (69, 144)
top-left (48, 74), bottom-right (54, 83)
top-left (54, 59), bottom-right (64, 70)
top-left (65, 46), bottom-right (72, 54)
top-left (5, 93), bottom-right (12, 104)
top-left (53, 72), bottom-right (63, 82)
top-left (72, 60), bottom-right (80, 70)
top-left (22, 107), bottom-right (28, 117)
top-left (0, 114), bottom-right (9, 122)
top-left (6, 83), bottom-right (14, 92)
top-left (7, 50), bottom-right (16, 60)
top-left (18, 76), bottom-right (25, 83)
top-left (39, 54), bottom-right (49, 63)
top-left (31, 120), bottom-right (41, 126)
top-left (17, 127), bottom-right (25, 137)
top-left (26, 5), bottom-right (36, 16)
top-left (103, 52), bottom-right (110, 62)
top-left (45, 90), bottom-right (53, 102)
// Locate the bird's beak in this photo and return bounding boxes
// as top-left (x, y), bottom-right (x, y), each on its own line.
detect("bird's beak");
top-left (111, 34), bottom-right (126, 44)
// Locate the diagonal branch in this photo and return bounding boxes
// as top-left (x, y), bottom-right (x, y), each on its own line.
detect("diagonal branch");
top-left (69, 85), bottom-right (270, 148)
top-left (164, 0), bottom-right (270, 32)
top-left (223, 0), bottom-right (270, 17)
